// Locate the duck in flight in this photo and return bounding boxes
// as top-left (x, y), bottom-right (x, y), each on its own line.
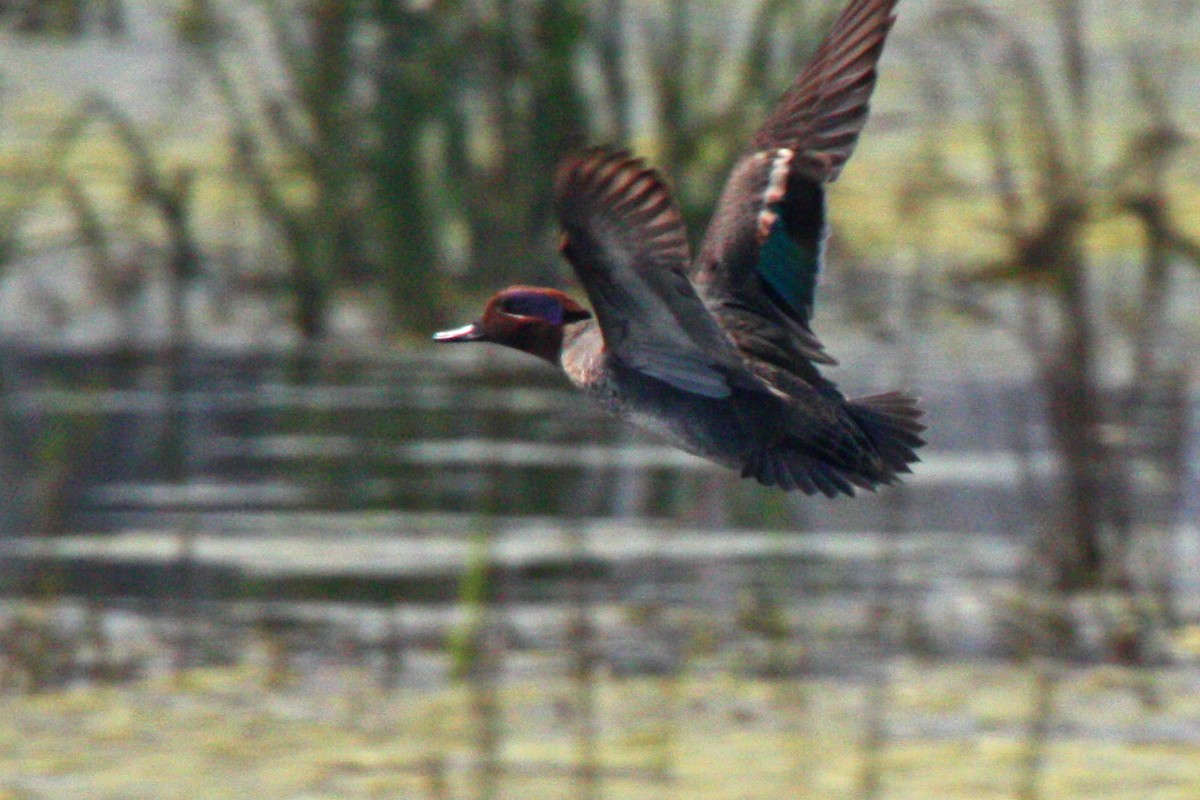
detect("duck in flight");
top-left (434, 0), bottom-right (924, 497)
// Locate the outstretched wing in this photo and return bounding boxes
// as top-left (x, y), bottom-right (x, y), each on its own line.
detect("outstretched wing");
top-left (691, 0), bottom-right (898, 390)
top-left (752, 0), bottom-right (899, 179)
top-left (556, 148), bottom-right (758, 399)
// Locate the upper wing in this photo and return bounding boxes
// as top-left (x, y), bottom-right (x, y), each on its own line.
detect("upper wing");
top-left (751, 0), bottom-right (898, 180)
top-left (555, 148), bottom-right (758, 399)
top-left (691, 0), bottom-right (898, 390)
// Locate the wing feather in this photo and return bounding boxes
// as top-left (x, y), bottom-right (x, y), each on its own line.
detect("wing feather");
top-left (752, 0), bottom-right (898, 181)
top-left (556, 149), bottom-right (761, 399)
top-left (691, 0), bottom-right (899, 392)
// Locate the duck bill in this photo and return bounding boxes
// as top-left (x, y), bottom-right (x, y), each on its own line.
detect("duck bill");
top-left (432, 322), bottom-right (486, 343)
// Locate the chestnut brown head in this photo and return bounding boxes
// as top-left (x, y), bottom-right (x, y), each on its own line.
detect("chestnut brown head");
top-left (433, 286), bottom-right (592, 363)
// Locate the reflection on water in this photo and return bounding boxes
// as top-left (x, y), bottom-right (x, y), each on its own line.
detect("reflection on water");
top-left (0, 342), bottom-right (1197, 799)
top-left (1, 341), bottom-right (1195, 679)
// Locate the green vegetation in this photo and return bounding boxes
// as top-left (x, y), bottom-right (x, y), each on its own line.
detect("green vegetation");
top-left (0, 662), bottom-right (1197, 799)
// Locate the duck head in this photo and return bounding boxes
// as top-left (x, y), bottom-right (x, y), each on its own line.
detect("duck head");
top-left (433, 286), bottom-right (593, 364)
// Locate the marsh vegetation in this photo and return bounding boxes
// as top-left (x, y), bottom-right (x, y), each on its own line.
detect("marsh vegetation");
top-left (0, 0), bottom-right (1198, 798)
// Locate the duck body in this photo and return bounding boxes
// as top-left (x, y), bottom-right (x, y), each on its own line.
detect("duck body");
top-left (434, 0), bottom-right (925, 497)
top-left (560, 320), bottom-right (784, 466)
top-left (554, 316), bottom-right (916, 496)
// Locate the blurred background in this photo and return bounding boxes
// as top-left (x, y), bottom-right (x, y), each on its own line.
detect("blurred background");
top-left (0, 0), bottom-right (1198, 798)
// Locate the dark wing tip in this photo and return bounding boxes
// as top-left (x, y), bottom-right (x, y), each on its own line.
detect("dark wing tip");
top-left (752, 0), bottom-right (900, 181)
top-left (555, 147), bottom-right (690, 261)
top-left (555, 147), bottom-right (632, 196)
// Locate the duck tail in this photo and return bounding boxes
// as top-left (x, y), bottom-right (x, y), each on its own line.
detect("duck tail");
top-left (846, 391), bottom-right (926, 476)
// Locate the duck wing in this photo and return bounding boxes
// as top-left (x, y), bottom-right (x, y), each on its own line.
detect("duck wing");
top-left (691, 0), bottom-right (898, 391)
top-left (556, 148), bottom-right (760, 399)
top-left (750, 0), bottom-right (898, 175)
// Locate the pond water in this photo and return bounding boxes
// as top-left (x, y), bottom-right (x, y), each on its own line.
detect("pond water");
top-left (0, 337), bottom-right (1196, 688)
